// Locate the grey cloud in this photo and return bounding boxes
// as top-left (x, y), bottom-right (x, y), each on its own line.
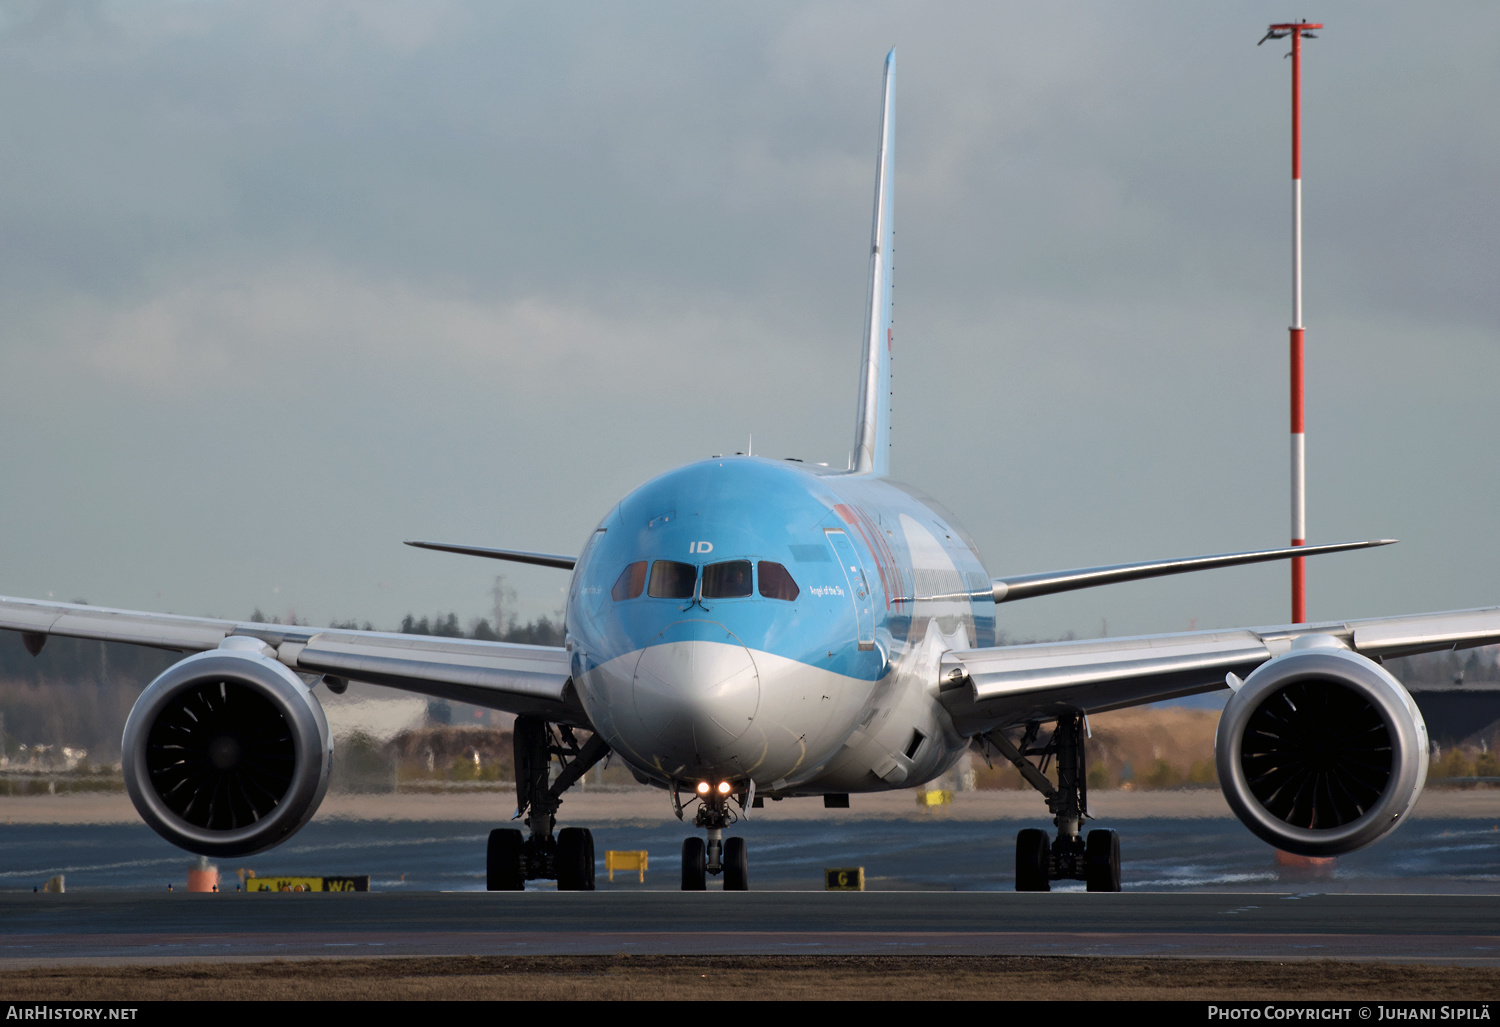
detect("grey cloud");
top-left (0, 1), bottom-right (1494, 636)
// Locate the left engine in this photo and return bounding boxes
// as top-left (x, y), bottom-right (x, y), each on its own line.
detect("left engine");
top-left (1215, 637), bottom-right (1429, 857)
top-left (121, 638), bottom-right (333, 857)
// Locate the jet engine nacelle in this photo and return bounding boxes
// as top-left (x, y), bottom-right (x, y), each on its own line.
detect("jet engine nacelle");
top-left (122, 638), bottom-right (333, 857)
top-left (1216, 638), bottom-right (1428, 857)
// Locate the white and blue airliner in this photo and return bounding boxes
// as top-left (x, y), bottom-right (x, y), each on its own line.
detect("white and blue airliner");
top-left (3, 51), bottom-right (1496, 892)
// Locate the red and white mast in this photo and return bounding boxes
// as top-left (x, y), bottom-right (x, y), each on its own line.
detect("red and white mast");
top-left (1261, 20), bottom-right (1322, 624)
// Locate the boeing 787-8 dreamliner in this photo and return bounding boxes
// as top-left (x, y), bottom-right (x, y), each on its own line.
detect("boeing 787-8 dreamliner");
top-left (3, 50), bottom-right (1493, 892)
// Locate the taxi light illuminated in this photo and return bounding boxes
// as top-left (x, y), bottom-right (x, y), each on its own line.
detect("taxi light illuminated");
top-left (717, 781), bottom-right (732, 795)
top-left (696, 781), bottom-right (710, 795)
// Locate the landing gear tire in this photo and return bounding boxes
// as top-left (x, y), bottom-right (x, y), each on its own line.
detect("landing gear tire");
top-left (487, 828), bottom-right (525, 891)
top-left (557, 827), bottom-right (596, 891)
top-left (1015, 828), bottom-right (1051, 892)
top-left (1085, 828), bottom-right (1121, 893)
top-left (723, 836), bottom-right (748, 891)
top-left (681, 836), bottom-right (707, 891)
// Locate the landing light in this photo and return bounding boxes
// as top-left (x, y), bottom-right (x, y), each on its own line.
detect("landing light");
top-left (717, 781), bottom-right (732, 795)
top-left (696, 781), bottom-right (710, 795)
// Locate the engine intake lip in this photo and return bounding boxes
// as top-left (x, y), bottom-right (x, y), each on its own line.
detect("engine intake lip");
top-left (1217, 647), bottom-right (1426, 857)
top-left (123, 650), bottom-right (331, 858)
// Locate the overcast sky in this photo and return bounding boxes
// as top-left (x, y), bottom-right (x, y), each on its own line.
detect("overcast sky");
top-left (0, 1), bottom-right (1495, 642)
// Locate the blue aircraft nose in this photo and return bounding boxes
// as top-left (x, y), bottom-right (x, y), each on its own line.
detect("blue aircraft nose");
top-left (630, 619), bottom-right (760, 767)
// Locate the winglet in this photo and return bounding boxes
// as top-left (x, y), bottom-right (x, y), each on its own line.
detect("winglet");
top-left (851, 48), bottom-right (895, 476)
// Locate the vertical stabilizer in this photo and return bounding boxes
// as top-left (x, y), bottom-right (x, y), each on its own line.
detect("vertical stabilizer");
top-left (851, 49), bottom-right (895, 476)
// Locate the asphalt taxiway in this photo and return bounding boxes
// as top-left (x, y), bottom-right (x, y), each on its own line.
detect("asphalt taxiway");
top-left (5, 891), bottom-right (1500, 966)
top-left (7, 790), bottom-right (1500, 967)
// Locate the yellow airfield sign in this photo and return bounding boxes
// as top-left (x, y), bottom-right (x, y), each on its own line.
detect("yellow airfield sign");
top-left (244, 875), bottom-right (369, 892)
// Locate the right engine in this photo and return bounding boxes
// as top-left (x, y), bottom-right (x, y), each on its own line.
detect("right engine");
top-left (121, 637), bottom-right (333, 857)
top-left (1216, 636), bottom-right (1429, 857)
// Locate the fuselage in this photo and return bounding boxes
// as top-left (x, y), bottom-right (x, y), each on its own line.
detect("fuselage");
top-left (566, 456), bottom-right (996, 796)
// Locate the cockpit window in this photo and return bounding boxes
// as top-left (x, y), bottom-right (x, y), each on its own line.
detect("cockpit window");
top-left (647, 560), bottom-right (697, 599)
top-left (611, 561), bottom-right (647, 601)
top-left (758, 561), bottom-right (800, 601)
top-left (702, 560), bottom-right (752, 599)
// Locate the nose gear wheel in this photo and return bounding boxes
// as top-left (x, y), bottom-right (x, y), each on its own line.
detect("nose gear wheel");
top-left (676, 784), bottom-right (752, 890)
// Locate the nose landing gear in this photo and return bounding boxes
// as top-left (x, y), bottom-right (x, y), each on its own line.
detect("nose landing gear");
top-left (681, 836), bottom-right (707, 890)
top-left (983, 712), bottom-right (1122, 893)
top-left (723, 836), bottom-right (748, 890)
top-left (674, 780), bottom-right (751, 891)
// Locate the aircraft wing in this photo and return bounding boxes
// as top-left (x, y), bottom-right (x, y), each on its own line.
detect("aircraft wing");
top-left (0, 595), bottom-right (581, 724)
top-left (938, 606), bottom-right (1500, 735)
top-left (989, 539), bottom-right (1394, 603)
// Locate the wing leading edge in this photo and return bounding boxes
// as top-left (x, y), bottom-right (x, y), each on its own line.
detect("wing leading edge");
top-left (0, 595), bottom-right (581, 724)
top-left (403, 540), bottom-right (577, 570)
top-left (939, 605), bottom-right (1500, 735)
top-left (989, 539), bottom-right (1394, 604)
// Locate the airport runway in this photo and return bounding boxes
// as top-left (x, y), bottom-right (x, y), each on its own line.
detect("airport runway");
top-left (6, 796), bottom-right (1500, 966)
top-left (5, 891), bottom-right (1500, 965)
top-left (6, 807), bottom-right (1500, 895)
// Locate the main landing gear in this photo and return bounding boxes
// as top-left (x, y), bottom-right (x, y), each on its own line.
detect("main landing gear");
top-left (982, 712), bottom-right (1122, 893)
top-left (486, 716), bottom-right (610, 891)
top-left (674, 779), bottom-right (751, 891)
